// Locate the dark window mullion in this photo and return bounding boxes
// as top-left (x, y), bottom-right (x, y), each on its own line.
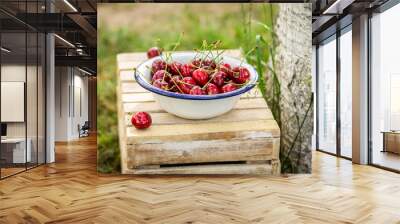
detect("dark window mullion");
top-left (0, 19), bottom-right (2, 179)
top-left (44, 0), bottom-right (48, 165)
top-left (25, 0), bottom-right (28, 171)
top-left (336, 29), bottom-right (341, 157)
top-left (367, 11), bottom-right (373, 165)
top-left (316, 45), bottom-right (319, 151)
top-left (36, 0), bottom-right (39, 167)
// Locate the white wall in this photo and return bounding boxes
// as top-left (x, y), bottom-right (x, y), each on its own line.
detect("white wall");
top-left (55, 67), bottom-right (69, 141)
top-left (1, 65), bottom-right (38, 138)
top-left (46, 32), bottom-right (55, 163)
top-left (1, 63), bottom-right (46, 164)
top-left (54, 67), bottom-right (89, 141)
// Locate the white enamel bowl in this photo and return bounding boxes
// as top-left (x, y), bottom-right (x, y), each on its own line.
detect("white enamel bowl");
top-left (135, 52), bottom-right (258, 120)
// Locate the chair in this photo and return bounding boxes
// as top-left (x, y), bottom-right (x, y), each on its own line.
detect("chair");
top-left (79, 121), bottom-right (90, 138)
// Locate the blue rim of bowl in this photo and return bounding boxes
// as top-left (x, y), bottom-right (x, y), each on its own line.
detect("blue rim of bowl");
top-left (134, 54), bottom-right (258, 100)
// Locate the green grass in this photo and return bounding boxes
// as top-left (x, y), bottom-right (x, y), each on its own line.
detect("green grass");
top-left (97, 4), bottom-right (277, 173)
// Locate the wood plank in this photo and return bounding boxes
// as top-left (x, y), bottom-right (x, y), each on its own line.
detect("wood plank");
top-left (122, 92), bottom-right (154, 103)
top-left (121, 88), bottom-right (263, 103)
top-left (3, 137), bottom-right (400, 223)
top-left (117, 67), bottom-right (129, 174)
top-left (123, 98), bottom-right (268, 113)
top-left (124, 108), bottom-right (273, 126)
top-left (129, 163), bottom-right (274, 175)
top-left (129, 137), bottom-right (276, 167)
top-left (124, 101), bottom-right (163, 113)
top-left (119, 70), bottom-right (136, 82)
top-left (118, 61), bottom-right (139, 71)
top-left (126, 120), bottom-right (280, 144)
top-left (117, 53), bottom-right (147, 70)
top-left (117, 50), bottom-right (280, 175)
top-left (121, 82), bottom-right (146, 93)
top-left (117, 52), bottom-right (148, 63)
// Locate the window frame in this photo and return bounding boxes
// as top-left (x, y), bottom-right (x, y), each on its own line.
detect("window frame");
top-left (315, 24), bottom-right (353, 161)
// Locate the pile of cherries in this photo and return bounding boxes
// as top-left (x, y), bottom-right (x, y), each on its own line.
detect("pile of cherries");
top-left (146, 47), bottom-right (250, 95)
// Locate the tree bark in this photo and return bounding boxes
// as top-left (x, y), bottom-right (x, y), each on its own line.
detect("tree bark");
top-left (274, 4), bottom-right (313, 173)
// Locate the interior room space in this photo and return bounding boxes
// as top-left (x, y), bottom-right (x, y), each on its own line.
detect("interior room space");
top-left (370, 3), bottom-right (400, 171)
top-left (54, 67), bottom-right (96, 142)
top-left (0, 0), bottom-right (97, 179)
top-left (312, 0), bottom-right (400, 172)
top-left (0, 0), bottom-right (399, 223)
top-left (0, 10), bottom-right (46, 178)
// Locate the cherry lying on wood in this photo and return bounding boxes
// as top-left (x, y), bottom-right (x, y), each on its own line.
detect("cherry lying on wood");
top-left (131, 112), bottom-right (152, 129)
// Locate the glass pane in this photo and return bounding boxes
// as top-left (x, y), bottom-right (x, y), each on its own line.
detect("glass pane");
top-left (26, 0), bottom-right (39, 169)
top-left (318, 37), bottom-right (337, 154)
top-left (340, 29), bottom-right (352, 158)
top-left (27, 30), bottom-right (38, 169)
top-left (38, 32), bottom-right (45, 165)
top-left (371, 4), bottom-right (400, 171)
top-left (1, 20), bottom-right (27, 177)
top-left (312, 45), bottom-right (317, 150)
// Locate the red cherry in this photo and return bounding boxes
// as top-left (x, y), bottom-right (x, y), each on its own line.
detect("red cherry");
top-left (205, 83), bottom-right (220, 95)
top-left (192, 68), bottom-right (209, 86)
top-left (168, 61), bottom-right (182, 76)
top-left (131, 112), bottom-right (152, 129)
top-left (221, 83), bottom-right (237, 93)
top-left (180, 63), bottom-right (195, 77)
top-left (152, 79), bottom-right (169, 90)
top-left (191, 59), bottom-right (202, 68)
top-left (152, 70), bottom-right (170, 82)
top-left (211, 71), bottom-right (227, 87)
top-left (189, 86), bottom-right (206, 95)
top-left (180, 77), bottom-right (196, 94)
top-left (202, 59), bottom-right (216, 69)
top-left (169, 75), bottom-right (182, 92)
top-left (151, 59), bottom-right (167, 74)
top-left (219, 63), bottom-right (232, 77)
top-left (147, 47), bottom-right (161, 59)
top-left (232, 67), bottom-right (250, 84)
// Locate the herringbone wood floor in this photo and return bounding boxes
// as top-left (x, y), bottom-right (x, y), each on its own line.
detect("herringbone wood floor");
top-left (1, 136), bottom-right (400, 224)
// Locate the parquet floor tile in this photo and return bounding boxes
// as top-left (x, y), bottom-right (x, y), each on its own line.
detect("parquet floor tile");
top-left (1, 136), bottom-right (400, 223)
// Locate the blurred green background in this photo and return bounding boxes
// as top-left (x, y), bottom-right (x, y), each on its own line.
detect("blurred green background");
top-left (97, 3), bottom-right (278, 173)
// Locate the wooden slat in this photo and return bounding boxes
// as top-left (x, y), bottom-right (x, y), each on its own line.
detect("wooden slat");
top-left (117, 65), bottom-right (129, 174)
top-left (121, 82), bottom-right (146, 93)
top-left (122, 92), bottom-right (154, 103)
top-left (123, 98), bottom-right (268, 113)
top-left (124, 108), bottom-right (273, 126)
top-left (129, 163), bottom-right (274, 175)
top-left (117, 52), bottom-right (148, 63)
top-left (119, 70), bottom-right (136, 82)
top-left (126, 120), bottom-right (280, 144)
top-left (117, 53), bottom-right (147, 70)
top-left (117, 50), bottom-right (281, 175)
top-left (3, 137), bottom-right (400, 223)
top-left (121, 88), bottom-right (263, 103)
top-left (129, 137), bottom-right (277, 167)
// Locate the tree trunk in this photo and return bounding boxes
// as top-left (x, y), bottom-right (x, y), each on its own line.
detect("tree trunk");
top-left (274, 4), bottom-right (313, 173)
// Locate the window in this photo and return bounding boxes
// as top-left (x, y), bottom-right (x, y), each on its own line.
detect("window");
top-left (370, 3), bottom-right (400, 171)
top-left (0, 1), bottom-right (46, 179)
top-left (317, 36), bottom-right (337, 154)
top-left (339, 28), bottom-right (352, 158)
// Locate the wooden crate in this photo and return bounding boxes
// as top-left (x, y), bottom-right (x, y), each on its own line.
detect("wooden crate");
top-left (116, 50), bottom-right (281, 175)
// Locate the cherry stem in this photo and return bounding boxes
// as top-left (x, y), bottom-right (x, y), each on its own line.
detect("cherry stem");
top-left (164, 71), bottom-right (184, 94)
